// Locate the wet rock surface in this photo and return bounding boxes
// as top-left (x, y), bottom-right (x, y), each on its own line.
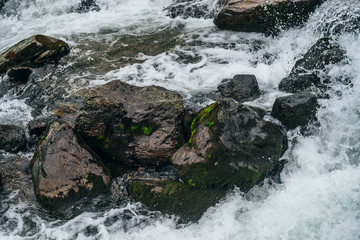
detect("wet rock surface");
top-left (165, 0), bottom-right (223, 19)
top-left (0, 154), bottom-right (35, 202)
top-left (214, 0), bottom-right (324, 35)
top-left (279, 37), bottom-right (347, 93)
top-left (172, 99), bottom-right (287, 191)
top-left (0, 34), bottom-right (70, 74)
top-left (271, 93), bottom-right (318, 129)
top-left (74, 80), bottom-right (185, 168)
top-left (0, 125), bottom-right (27, 153)
top-left (217, 74), bottom-right (261, 103)
top-left (7, 67), bottom-right (32, 83)
top-left (30, 121), bottom-right (111, 214)
top-left (76, 0), bottom-right (100, 13)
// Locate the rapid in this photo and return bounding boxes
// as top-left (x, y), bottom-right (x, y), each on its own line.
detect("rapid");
top-left (0, 0), bottom-right (359, 239)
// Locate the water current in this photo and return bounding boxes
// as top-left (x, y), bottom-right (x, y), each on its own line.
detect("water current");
top-left (0, 0), bottom-right (359, 239)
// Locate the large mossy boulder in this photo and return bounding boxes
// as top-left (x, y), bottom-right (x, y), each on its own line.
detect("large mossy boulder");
top-left (271, 93), bottom-right (318, 129)
top-left (279, 37), bottom-right (346, 93)
top-left (74, 80), bottom-right (185, 168)
top-left (128, 178), bottom-right (226, 222)
top-left (0, 124), bottom-right (27, 153)
top-left (214, 0), bottom-right (324, 35)
top-left (172, 99), bottom-right (287, 191)
top-left (0, 34), bottom-right (70, 74)
top-left (30, 121), bottom-right (111, 212)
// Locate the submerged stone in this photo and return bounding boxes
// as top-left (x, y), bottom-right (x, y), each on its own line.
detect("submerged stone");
top-left (279, 37), bottom-right (347, 93)
top-left (214, 0), bottom-right (324, 35)
top-left (271, 93), bottom-right (318, 129)
top-left (74, 80), bottom-right (185, 168)
top-left (30, 121), bottom-right (111, 213)
top-left (0, 34), bottom-right (70, 74)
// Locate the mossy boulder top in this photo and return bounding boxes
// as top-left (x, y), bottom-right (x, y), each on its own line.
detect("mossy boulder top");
top-left (214, 0), bottom-right (324, 35)
top-left (74, 80), bottom-right (186, 168)
top-left (0, 34), bottom-right (70, 73)
top-left (172, 99), bottom-right (287, 191)
top-left (30, 121), bottom-right (111, 212)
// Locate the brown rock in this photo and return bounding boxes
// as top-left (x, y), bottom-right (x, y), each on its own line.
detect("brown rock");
top-left (31, 121), bottom-right (111, 211)
top-left (0, 34), bottom-right (70, 74)
top-left (74, 80), bottom-right (185, 168)
top-left (214, 0), bottom-right (324, 35)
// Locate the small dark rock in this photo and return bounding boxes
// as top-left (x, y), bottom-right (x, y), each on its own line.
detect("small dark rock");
top-left (271, 93), bottom-right (318, 129)
top-left (0, 0), bottom-right (8, 11)
top-left (7, 67), bottom-right (32, 83)
top-left (30, 121), bottom-right (111, 214)
top-left (217, 74), bottom-right (261, 103)
top-left (166, 0), bottom-right (210, 19)
top-left (27, 115), bottom-right (58, 136)
top-left (76, 0), bottom-right (100, 13)
top-left (0, 125), bottom-right (27, 153)
top-left (279, 38), bottom-right (346, 93)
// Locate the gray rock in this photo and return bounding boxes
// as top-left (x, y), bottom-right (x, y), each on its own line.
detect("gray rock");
top-left (271, 93), bottom-right (318, 129)
top-left (217, 74), bottom-right (260, 103)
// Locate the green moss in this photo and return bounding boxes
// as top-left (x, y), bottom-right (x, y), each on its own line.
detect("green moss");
top-left (120, 123), bottom-right (125, 131)
top-left (131, 126), bottom-right (138, 132)
top-left (97, 135), bottom-right (104, 141)
top-left (205, 121), bottom-right (214, 127)
top-left (142, 126), bottom-right (153, 135)
top-left (188, 179), bottom-right (196, 187)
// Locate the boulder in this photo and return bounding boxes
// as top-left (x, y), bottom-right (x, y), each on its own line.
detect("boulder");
top-left (214, 0), bottom-right (324, 35)
top-left (271, 93), bottom-right (318, 129)
top-left (279, 38), bottom-right (346, 93)
top-left (0, 125), bottom-right (27, 153)
top-left (172, 99), bottom-right (287, 191)
top-left (217, 74), bottom-right (261, 102)
top-left (74, 80), bottom-right (185, 168)
top-left (30, 121), bottom-right (111, 212)
top-left (0, 34), bottom-right (70, 74)
top-left (7, 67), bottom-right (32, 83)
top-left (76, 0), bottom-right (100, 13)
top-left (128, 178), bottom-right (226, 222)
top-left (27, 115), bottom-right (58, 136)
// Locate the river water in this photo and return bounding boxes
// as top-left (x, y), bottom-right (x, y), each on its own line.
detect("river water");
top-left (0, 0), bottom-right (359, 239)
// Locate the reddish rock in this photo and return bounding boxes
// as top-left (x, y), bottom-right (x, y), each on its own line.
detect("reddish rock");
top-left (214, 0), bottom-right (324, 35)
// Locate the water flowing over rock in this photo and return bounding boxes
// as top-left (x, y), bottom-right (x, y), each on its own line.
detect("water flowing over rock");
top-left (0, 34), bottom-right (70, 74)
top-left (217, 74), bottom-right (261, 102)
top-left (30, 121), bottom-right (111, 213)
top-left (76, 0), bottom-right (100, 13)
top-left (0, 125), bottom-right (27, 153)
top-left (165, 0), bottom-right (224, 19)
top-left (172, 99), bottom-right (287, 191)
top-left (214, 0), bottom-right (324, 35)
top-left (278, 37), bottom-right (347, 93)
top-left (74, 80), bottom-right (185, 168)
top-left (0, 0), bottom-right (7, 11)
top-left (271, 93), bottom-right (318, 129)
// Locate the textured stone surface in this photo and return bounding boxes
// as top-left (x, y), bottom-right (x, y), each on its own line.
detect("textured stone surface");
top-left (74, 80), bottom-right (185, 168)
top-left (217, 74), bottom-right (260, 102)
top-left (0, 34), bottom-right (70, 74)
top-left (279, 38), bottom-right (346, 93)
top-left (214, 0), bottom-right (324, 35)
top-left (172, 99), bottom-right (287, 191)
top-left (0, 125), bottom-right (27, 153)
top-left (271, 93), bottom-right (318, 129)
top-left (31, 121), bottom-right (110, 210)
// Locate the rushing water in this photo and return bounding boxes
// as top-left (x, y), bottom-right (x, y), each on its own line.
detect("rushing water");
top-left (0, 0), bottom-right (360, 239)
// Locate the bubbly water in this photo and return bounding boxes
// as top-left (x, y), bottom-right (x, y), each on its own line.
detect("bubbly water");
top-left (0, 0), bottom-right (359, 239)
